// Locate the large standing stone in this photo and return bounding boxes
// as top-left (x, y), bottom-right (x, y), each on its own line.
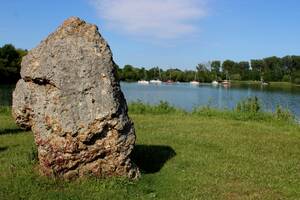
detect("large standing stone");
top-left (12, 17), bottom-right (140, 179)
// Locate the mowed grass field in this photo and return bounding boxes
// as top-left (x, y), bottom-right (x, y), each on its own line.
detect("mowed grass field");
top-left (0, 107), bottom-right (300, 200)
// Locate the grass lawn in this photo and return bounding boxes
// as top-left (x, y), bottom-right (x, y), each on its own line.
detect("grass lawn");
top-left (231, 80), bottom-right (300, 88)
top-left (0, 107), bottom-right (300, 200)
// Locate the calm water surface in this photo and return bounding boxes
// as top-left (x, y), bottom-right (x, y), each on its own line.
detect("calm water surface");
top-left (1, 83), bottom-right (300, 118)
top-left (120, 82), bottom-right (300, 118)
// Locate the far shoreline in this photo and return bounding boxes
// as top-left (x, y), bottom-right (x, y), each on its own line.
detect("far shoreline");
top-left (120, 80), bottom-right (300, 88)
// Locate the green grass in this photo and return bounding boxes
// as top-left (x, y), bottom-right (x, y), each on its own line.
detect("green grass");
top-left (231, 80), bottom-right (300, 88)
top-left (1, 105), bottom-right (300, 200)
top-left (231, 80), bottom-right (263, 85)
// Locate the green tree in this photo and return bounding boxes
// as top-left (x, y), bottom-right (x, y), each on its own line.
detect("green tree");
top-left (0, 44), bottom-right (27, 83)
top-left (250, 59), bottom-right (264, 81)
top-left (290, 56), bottom-right (300, 83)
top-left (263, 56), bottom-right (283, 81)
top-left (211, 60), bottom-right (221, 80)
top-left (238, 61), bottom-right (250, 80)
top-left (196, 63), bottom-right (212, 82)
top-left (122, 64), bottom-right (138, 81)
top-left (222, 60), bottom-right (235, 79)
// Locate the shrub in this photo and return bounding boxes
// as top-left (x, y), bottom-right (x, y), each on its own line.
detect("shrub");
top-left (282, 75), bottom-right (291, 82)
top-left (274, 106), bottom-right (294, 121)
top-left (235, 97), bottom-right (261, 113)
top-left (192, 106), bottom-right (218, 117)
top-left (231, 74), bottom-right (242, 81)
top-left (192, 105), bottom-right (273, 122)
top-left (128, 99), bottom-right (296, 123)
top-left (293, 78), bottom-right (300, 85)
top-left (292, 70), bottom-right (300, 84)
top-left (128, 100), bottom-right (184, 114)
top-left (152, 101), bottom-right (177, 113)
top-left (127, 100), bottom-right (147, 114)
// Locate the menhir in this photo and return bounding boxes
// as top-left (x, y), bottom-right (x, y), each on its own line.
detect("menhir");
top-left (12, 17), bottom-right (140, 179)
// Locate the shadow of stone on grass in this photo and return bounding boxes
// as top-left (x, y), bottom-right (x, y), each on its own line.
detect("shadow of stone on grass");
top-left (131, 144), bottom-right (176, 174)
top-left (0, 128), bottom-right (25, 135)
top-left (0, 146), bottom-right (8, 152)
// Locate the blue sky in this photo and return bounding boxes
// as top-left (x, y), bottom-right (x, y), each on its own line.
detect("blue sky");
top-left (1, 0), bottom-right (300, 70)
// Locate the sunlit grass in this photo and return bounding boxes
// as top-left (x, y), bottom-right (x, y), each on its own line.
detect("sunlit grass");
top-left (0, 105), bottom-right (300, 199)
top-left (231, 80), bottom-right (300, 88)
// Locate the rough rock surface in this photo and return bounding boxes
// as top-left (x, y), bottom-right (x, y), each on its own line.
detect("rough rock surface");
top-left (12, 17), bottom-right (140, 179)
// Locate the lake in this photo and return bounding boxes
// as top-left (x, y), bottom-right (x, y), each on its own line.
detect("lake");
top-left (121, 82), bottom-right (300, 119)
top-left (1, 82), bottom-right (300, 118)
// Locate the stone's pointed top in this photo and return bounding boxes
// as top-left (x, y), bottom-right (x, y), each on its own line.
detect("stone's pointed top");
top-left (62, 16), bottom-right (85, 27)
top-left (53, 16), bottom-right (98, 37)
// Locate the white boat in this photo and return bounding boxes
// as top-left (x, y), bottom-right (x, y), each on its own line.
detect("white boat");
top-left (138, 80), bottom-right (149, 84)
top-left (212, 81), bottom-right (219, 86)
top-left (190, 81), bottom-right (200, 85)
top-left (222, 80), bottom-right (230, 84)
top-left (166, 80), bottom-right (174, 84)
top-left (190, 70), bottom-right (200, 85)
top-left (222, 80), bottom-right (231, 87)
top-left (150, 79), bottom-right (162, 84)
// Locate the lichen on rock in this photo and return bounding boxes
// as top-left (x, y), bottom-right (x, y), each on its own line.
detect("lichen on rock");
top-left (12, 17), bottom-right (140, 179)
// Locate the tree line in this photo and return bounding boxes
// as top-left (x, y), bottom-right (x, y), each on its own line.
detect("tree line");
top-left (0, 44), bottom-right (27, 83)
top-left (118, 57), bottom-right (300, 84)
top-left (1, 44), bottom-right (300, 84)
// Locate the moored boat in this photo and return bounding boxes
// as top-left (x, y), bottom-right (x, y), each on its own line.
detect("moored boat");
top-left (166, 80), bottom-right (174, 84)
top-left (222, 80), bottom-right (231, 87)
top-left (212, 80), bottom-right (219, 86)
top-left (150, 79), bottom-right (162, 84)
top-left (190, 81), bottom-right (200, 85)
top-left (138, 80), bottom-right (149, 84)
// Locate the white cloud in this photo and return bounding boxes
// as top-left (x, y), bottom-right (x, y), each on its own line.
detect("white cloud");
top-left (91, 0), bottom-right (208, 40)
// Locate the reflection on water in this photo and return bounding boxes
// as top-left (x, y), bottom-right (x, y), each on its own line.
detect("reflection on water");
top-left (1, 82), bottom-right (300, 118)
